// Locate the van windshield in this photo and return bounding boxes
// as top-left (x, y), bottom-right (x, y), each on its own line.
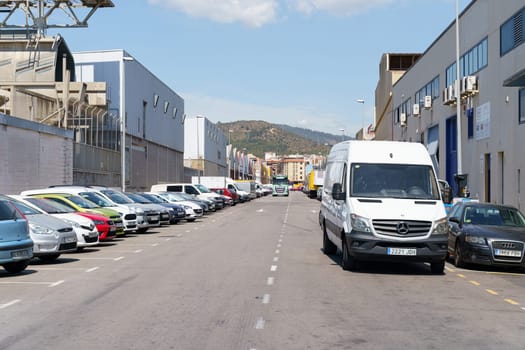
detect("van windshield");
top-left (350, 163), bottom-right (440, 200)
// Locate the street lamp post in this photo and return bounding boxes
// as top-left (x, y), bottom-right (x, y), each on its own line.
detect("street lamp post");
top-left (228, 129), bottom-right (233, 178)
top-left (120, 54), bottom-right (134, 192)
top-left (339, 128), bottom-right (345, 142)
top-left (356, 99), bottom-right (365, 139)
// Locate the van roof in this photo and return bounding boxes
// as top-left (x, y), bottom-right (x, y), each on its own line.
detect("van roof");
top-left (328, 140), bottom-right (432, 165)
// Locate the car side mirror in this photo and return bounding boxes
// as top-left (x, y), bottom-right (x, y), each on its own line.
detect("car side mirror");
top-left (332, 183), bottom-right (346, 200)
top-left (449, 217), bottom-right (461, 225)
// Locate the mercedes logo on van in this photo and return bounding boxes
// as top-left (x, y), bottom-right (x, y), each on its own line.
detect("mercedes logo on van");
top-left (396, 222), bottom-right (410, 235)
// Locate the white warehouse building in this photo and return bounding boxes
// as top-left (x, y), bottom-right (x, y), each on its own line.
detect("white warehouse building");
top-left (380, 0), bottom-right (525, 209)
top-left (184, 116), bottom-right (227, 179)
top-left (73, 50), bottom-right (185, 191)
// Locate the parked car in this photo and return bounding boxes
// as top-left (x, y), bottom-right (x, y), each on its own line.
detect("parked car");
top-left (91, 187), bottom-right (161, 233)
top-left (0, 198), bottom-right (33, 274)
top-left (124, 192), bottom-right (172, 225)
top-left (20, 192), bottom-right (122, 240)
top-left (210, 188), bottom-right (238, 205)
top-left (447, 202), bottom-right (525, 269)
top-left (13, 196), bottom-right (99, 250)
top-left (2, 196), bottom-right (77, 262)
top-left (137, 193), bottom-right (186, 224)
top-left (153, 192), bottom-right (203, 221)
top-left (45, 186), bottom-right (138, 233)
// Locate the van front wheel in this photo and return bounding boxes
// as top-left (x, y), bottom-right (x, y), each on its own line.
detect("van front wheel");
top-left (341, 239), bottom-right (358, 271)
top-left (430, 260), bottom-right (445, 274)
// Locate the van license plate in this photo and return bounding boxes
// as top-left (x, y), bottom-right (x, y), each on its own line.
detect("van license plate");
top-left (387, 248), bottom-right (417, 256)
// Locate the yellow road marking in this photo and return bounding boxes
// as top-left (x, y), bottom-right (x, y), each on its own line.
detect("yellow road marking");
top-left (457, 274), bottom-right (466, 278)
top-left (504, 299), bottom-right (519, 305)
top-left (485, 289), bottom-right (499, 295)
top-left (469, 280), bottom-right (480, 286)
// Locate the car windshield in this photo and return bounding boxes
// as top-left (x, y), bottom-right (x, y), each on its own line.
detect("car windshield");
top-left (101, 190), bottom-right (135, 204)
top-left (67, 195), bottom-right (100, 209)
top-left (139, 193), bottom-right (164, 203)
top-left (194, 184), bottom-right (211, 193)
top-left (178, 193), bottom-right (195, 200)
top-left (161, 192), bottom-right (183, 202)
top-left (126, 193), bottom-right (153, 204)
top-left (350, 163), bottom-right (440, 200)
top-left (25, 197), bottom-right (76, 214)
top-left (80, 192), bottom-right (116, 207)
top-left (463, 206), bottom-right (525, 226)
top-left (8, 200), bottom-right (41, 216)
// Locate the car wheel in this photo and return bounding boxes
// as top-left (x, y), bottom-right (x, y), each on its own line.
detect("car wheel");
top-left (322, 222), bottom-right (336, 255)
top-left (2, 260), bottom-right (29, 274)
top-left (454, 243), bottom-right (465, 268)
top-left (186, 218), bottom-right (196, 222)
top-left (77, 247), bottom-right (85, 252)
top-left (341, 239), bottom-right (357, 271)
top-left (39, 254), bottom-right (60, 262)
top-left (137, 228), bottom-right (149, 234)
top-left (430, 260), bottom-right (445, 274)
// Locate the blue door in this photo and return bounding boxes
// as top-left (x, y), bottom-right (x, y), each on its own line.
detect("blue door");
top-left (446, 116), bottom-right (458, 196)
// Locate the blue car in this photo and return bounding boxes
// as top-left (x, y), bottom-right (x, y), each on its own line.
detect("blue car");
top-left (0, 199), bottom-right (33, 274)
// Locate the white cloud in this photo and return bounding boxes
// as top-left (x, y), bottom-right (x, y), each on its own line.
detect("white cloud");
top-left (147, 0), bottom-right (279, 27)
top-left (182, 92), bottom-right (355, 135)
top-left (290, 0), bottom-right (396, 16)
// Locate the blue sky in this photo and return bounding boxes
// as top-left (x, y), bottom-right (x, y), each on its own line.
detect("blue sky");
top-left (49, 0), bottom-right (471, 136)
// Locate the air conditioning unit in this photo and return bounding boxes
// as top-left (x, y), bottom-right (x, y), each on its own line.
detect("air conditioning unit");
top-left (461, 75), bottom-right (479, 96)
top-left (424, 95), bottom-right (432, 109)
top-left (442, 88), bottom-right (449, 104)
top-left (400, 112), bottom-right (407, 127)
top-left (412, 103), bottom-right (420, 116)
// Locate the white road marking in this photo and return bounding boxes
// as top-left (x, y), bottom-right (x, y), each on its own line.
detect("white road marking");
top-left (277, 244), bottom-right (281, 248)
top-left (113, 256), bottom-right (125, 261)
top-left (270, 265), bottom-right (277, 272)
top-left (262, 294), bottom-right (271, 304)
top-left (134, 249), bottom-right (143, 253)
top-left (152, 243), bottom-right (160, 247)
top-left (0, 281), bottom-right (62, 286)
top-left (73, 257), bottom-right (123, 260)
top-left (273, 257), bottom-right (279, 262)
top-left (275, 249), bottom-right (280, 254)
top-left (86, 267), bottom-right (99, 273)
top-left (49, 280), bottom-right (65, 288)
top-left (0, 300), bottom-right (21, 309)
top-left (257, 209), bottom-right (264, 212)
top-left (255, 317), bottom-right (265, 329)
top-left (267, 277), bottom-right (274, 285)
top-left (278, 239), bottom-right (282, 243)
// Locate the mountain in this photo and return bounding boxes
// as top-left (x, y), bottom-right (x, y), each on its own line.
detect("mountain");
top-left (216, 120), bottom-right (349, 158)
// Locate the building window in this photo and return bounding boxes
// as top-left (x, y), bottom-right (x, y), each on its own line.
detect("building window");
top-left (520, 88), bottom-right (525, 124)
top-left (164, 101), bottom-right (169, 114)
top-left (501, 8), bottom-right (524, 56)
top-left (153, 94), bottom-right (159, 108)
top-left (446, 38), bottom-right (488, 86)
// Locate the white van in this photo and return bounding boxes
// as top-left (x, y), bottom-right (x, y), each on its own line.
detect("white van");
top-left (319, 140), bottom-right (449, 274)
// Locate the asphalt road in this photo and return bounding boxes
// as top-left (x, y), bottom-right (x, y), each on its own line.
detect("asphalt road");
top-left (1, 192), bottom-right (525, 349)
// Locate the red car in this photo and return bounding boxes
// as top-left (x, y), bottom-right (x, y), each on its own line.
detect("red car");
top-left (210, 188), bottom-right (239, 205)
top-left (76, 212), bottom-right (117, 241)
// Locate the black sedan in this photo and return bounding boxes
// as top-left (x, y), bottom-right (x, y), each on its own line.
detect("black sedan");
top-left (447, 202), bottom-right (525, 268)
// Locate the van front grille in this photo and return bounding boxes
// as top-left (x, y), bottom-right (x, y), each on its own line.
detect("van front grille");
top-left (372, 220), bottom-right (432, 238)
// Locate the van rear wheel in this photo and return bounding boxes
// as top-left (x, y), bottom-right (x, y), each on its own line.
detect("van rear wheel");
top-left (341, 239), bottom-right (358, 271)
top-left (3, 260), bottom-right (29, 274)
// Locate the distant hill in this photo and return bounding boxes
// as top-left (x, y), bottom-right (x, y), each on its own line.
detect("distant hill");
top-left (216, 120), bottom-right (350, 158)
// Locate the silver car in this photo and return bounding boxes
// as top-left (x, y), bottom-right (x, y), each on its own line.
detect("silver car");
top-left (4, 196), bottom-right (77, 262)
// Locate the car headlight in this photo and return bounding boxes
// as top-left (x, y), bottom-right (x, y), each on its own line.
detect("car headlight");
top-left (465, 235), bottom-right (487, 245)
top-left (350, 214), bottom-right (372, 233)
top-left (29, 223), bottom-right (56, 235)
top-left (432, 217), bottom-right (449, 235)
top-left (183, 205), bottom-right (191, 210)
top-left (134, 207), bottom-right (144, 214)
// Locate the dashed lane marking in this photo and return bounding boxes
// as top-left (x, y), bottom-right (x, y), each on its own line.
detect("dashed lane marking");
top-left (255, 317), bottom-right (265, 330)
top-left (273, 257), bottom-right (279, 262)
top-left (270, 265), bottom-right (278, 272)
top-left (505, 298), bottom-right (520, 306)
top-left (267, 277), bottom-right (274, 286)
top-left (486, 289), bottom-right (499, 295)
top-left (86, 267), bottom-right (99, 273)
top-left (0, 300), bottom-right (21, 309)
top-left (469, 280), bottom-right (480, 286)
top-left (262, 294), bottom-right (270, 304)
top-left (49, 280), bottom-right (64, 288)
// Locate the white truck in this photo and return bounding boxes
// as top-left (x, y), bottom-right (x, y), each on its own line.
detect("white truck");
top-left (319, 140), bottom-right (449, 274)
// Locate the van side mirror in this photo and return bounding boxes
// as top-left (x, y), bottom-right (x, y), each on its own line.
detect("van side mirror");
top-left (449, 217), bottom-right (461, 225)
top-left (332, 183), bottom-right (346, 200)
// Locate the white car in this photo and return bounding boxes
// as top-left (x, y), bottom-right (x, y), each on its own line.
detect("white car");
top-left (153, 192), bottom-right (203, 222)
top-left (12, 195), bottom-right (99, 250)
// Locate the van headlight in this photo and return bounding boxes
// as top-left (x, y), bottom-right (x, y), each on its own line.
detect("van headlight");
top-left (432, 218), bottom-right (449, 235)
top-left (350, 214), bottom-right (372, 233)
